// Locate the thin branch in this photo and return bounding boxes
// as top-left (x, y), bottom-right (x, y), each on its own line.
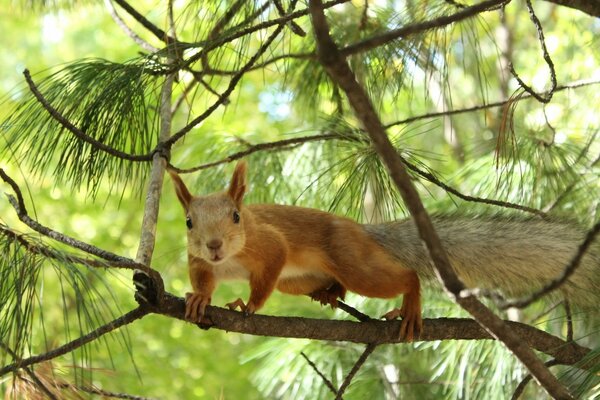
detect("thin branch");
top-left (508, 0), bottom-right (557, 103)
top-left (169, 133), bottom-right (343, 173)
top-left (182, 0), bottom-right (349, 68)
top-left (403, 159), bottom-right (547, 217)
top-left (336, 301), bottom-right (373, 322)
top-left (308, 1), bottom-right (573, 398)
top-left (340, 0), bottom-right (509, 57)
top-left (0, 342), bottom-right (58, 400)
top-left (500, 219), bottom-right (600, 309)
top-left (336, 343), bottom-right (377, 399)
top-left (300, 352), bottom-right (337, 395)
top-left (0, 168), bottom-right (151, 271)
top-left (564, 300), bottom-right (574, 343)
top-left (511, 360), bottom-right (562, 400)
top-left (22, 69), bottom-right (154, 162)
top-left (0, 307), bottom-right (149, 377)
top-left (111, 0), bottom-right (179, 44)
top-left (165, 22), bottom-right (289, 147)
top-left (58, 383), bottom-right (157, 400)
top-left (385, 79), bottom-right (600, 129)
top-left (273, 0), bottom-right (306, 36)
top-left (104, 0), bottom-right (158, 53)
top-left (0, 225), bottom-right (125, 270)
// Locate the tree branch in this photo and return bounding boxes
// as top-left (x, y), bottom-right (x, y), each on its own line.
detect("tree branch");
top-left (0, 307), bottom-right (149, 377)
top-left (148, 292), bottom-right (593, 368)
top-left (307, 1), bottom-right (574, 397)
top-left (543, 0), bottom-right (600, 18)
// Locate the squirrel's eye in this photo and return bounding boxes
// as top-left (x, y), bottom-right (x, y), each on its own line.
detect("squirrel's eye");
top-left (186, 217), bottom-right (193, 229)
top-left (232, 210), bottom-right (240, 224)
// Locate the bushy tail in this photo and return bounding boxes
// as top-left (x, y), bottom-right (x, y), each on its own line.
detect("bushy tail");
top-left (364, 216), bottom-right (600, 307)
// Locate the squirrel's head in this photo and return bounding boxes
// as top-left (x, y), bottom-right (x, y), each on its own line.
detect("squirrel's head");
top-left (169, 161), bottom-right (247, 265)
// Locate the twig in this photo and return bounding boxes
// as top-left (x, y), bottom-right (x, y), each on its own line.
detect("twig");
top-left (564, 300), bottom-right (573, 342)
top-left (336, 343), bottom-right (377, 399)
top-left (111, 0), bottom-right (179, 44)
top-left (511, 360), bottom-right (561, 400)
top-left (500, 219), bottom-right (600, 309)
top-left (341, 0), bottom-right (508, 57)
top-left (165, 21), bottom-right (291, 147)
top-left (300, 352), bottom-right (337, 395)
top-left (0, 307), bottom-right (148, 377)
top-left (0, 225), bottom-right (126, 270)
top-left (403, 159), bottom-right (547, 217)
top-left (337, 301), bottom-right (373, 322)
top-left (22, 69), bottom-right (153, 162)
top-left (0, 342), bottom-right (58, 400)
top-left (58, 383), bottom-right (157, 400)
top-left (273, 0), bottom-right (306, 36)
top-left (385, 79), bottom-right (600, 129)
top-left (182, 0), bottom-right (349, 68)
top-left (308, 1), bottom-right (573, 397)
top-left (104, 0), bottom-right (158, 53)
top-left (508, 0), bottom-right (556, 104)
top-left (169, 133), bottom-right (342, 173)
top-left (0, 168), bottom-right (149, 270)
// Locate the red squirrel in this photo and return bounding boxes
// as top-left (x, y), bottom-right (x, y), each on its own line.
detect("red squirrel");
top-left (169, 161), bottom-right (422, 341)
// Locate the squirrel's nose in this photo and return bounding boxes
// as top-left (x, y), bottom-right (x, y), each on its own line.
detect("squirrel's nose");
top-left (206, 239), bottom-right (223, 251)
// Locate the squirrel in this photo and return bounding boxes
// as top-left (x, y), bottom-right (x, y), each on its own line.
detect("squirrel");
top-left (169, 161), bottom-right (600, 342)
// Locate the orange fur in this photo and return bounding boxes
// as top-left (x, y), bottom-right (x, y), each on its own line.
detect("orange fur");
top-left (169, 161), bottom-right (422, 341)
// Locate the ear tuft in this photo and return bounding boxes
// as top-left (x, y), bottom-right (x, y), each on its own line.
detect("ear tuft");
top-left (168, 169), bottom-right (193, 210)
top-left (228, 161), bottom-right (247, 208)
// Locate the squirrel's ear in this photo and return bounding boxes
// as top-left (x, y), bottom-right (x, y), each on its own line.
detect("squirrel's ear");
top-left (228, 161), bottom-right (247, 208)
top-left (168, 169), bottom-right (192, 210)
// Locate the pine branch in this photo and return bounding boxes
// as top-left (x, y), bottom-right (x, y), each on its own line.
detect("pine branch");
top-left (0, 307), bottom-right (148, 377)
top-left (307, 1), bottom-right (574, 398)
top-left (22, 69), bottom-right (154, 162)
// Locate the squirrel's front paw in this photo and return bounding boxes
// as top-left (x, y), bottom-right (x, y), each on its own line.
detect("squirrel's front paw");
top-left (185, 292), bottom-right (211, 323)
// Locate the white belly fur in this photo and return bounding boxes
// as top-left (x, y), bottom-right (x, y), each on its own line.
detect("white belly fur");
top-left (213, 259), bottom-right (251, 280)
